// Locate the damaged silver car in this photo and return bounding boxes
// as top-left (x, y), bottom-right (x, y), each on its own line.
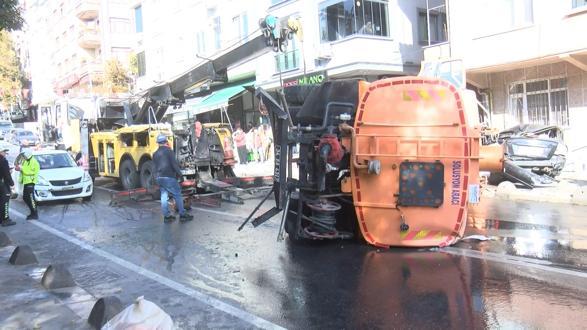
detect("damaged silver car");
top-left (489, 124), bottom-right (567, 187)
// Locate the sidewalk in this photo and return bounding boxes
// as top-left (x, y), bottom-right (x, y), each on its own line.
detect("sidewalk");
top-left (233, 160), bottom-right (273, 177)
top-left (0, 244), bottom-right (90, 329)
top-left (483, 178), bottom-right (587, 205)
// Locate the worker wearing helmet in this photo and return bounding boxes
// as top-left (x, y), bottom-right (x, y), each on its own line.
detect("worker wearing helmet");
top-left (153, 134), bottom-right (193, 223)
top-left (20, 150), bottom-right (40, 220)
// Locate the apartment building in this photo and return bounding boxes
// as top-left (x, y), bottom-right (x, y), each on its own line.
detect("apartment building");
top-left (256, 0), bottom-right (427, 89)
top-left (423, 0), bottom-right (587, 162)
top-left (132, 0), bottom-right (429, 127)
top-left (131, 0), bottom-right (268, 92)
top-left (24, 0), bottom-right (134, 103)
top-left (131, 0), bottom-right (275, 127)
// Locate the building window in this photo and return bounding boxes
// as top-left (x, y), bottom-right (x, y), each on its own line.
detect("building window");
top-left (110, 18), bottom-right (131, 33)
top-left (475, 0), bottom-right (533, 37)
top-left (233, 13), bottom-right (249, 41)
top-left (573, 0), bottom-right (587, 8)
top-left (213, 16), bottom-right (222, 50)
top-left (275, 38), bottom-right (300, 72)
top-left (508, 77), bottom-right (569, 126)
top-left (134, 5), bottom-right (143, 33)
top-left (319, 0), bottom-right (389, 43)
top-left (137, 51), bottom-right (146, 77)
top-left (111, 47), bottom-right (130, 64)
top-left (418, 5), bottom-right (448, 46)
top-left (196, 31), bottom-right (206, 54)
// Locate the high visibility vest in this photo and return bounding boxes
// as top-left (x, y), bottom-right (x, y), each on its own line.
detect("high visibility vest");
top-left (20, 158), bottom-right (40, 185)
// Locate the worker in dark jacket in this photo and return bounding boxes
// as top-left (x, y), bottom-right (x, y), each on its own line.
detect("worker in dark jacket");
top-left (0, 148), bottom-right (15, 226)
top-left (153, 134), bottom-right (193, 223)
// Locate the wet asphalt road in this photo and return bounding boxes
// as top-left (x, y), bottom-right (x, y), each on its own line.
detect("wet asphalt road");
top-left (3, 183), bottom-right (587, 329)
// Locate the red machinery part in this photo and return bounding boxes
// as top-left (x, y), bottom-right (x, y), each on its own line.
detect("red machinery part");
top-left (319, 134), bottom-right (344, 164)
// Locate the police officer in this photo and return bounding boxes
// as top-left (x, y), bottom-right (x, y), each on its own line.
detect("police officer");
top-left (20, 150), bottom-right (39, 220)
top-left (0, 148), bottom-right (15, 226)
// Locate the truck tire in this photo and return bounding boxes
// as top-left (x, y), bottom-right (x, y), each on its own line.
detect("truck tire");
top-left (119, 159), bottom-right (139, 190)
top-left (285, 197), bottom-right (304, 242)
top-left (139, 160), bottom-right (155, 190)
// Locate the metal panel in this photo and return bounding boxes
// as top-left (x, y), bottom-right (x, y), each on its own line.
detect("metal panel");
top-left (398, 162), bottom-right (444, 208)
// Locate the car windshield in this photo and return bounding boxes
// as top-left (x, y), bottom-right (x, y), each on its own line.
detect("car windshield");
top-left (34, 153), bottom-right (77, 170)
top-left (17, 131), bottom-right (34, 137)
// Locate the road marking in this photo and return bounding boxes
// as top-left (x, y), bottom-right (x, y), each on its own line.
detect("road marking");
top-left (10, 208), bottom-right (285, 330)
top-left (441, 246), bottom-right (587, 279)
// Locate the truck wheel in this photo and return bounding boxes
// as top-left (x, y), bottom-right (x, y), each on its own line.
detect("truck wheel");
top-left (140, 160), bottom-right (155, 189)
top-left (120, 159), bottom-right (139, 190)
top-left (285, 197), bottom-right (304, 242)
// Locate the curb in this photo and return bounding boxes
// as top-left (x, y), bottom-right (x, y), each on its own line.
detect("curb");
top-left (483, 181), bottom-right (587, 206)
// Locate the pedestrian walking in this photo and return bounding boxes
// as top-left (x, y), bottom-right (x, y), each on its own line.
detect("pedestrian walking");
top-left (153, 134), bottom-right (193, 223)
top-left (245, 125), bottom-right (255, 162)
top-left (263, 124), bottom-right (273, 161)
top-left (232, 122), bottom-right (247, 164)
top-left (0, 148), bottom-right (15, 226)
top-left (20, 150), bottom-right (39, 220)
top-left (255, 125), bottom-right (265, 163)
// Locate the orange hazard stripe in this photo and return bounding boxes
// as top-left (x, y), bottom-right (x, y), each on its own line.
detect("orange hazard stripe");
top-left (402, 89), bottom-right (447, 101)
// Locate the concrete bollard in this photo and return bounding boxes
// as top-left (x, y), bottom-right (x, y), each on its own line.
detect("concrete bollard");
top-left (0, 232), bottom-right (12, 247)
top-left (8, 245), bottom-right (38, 265)
top-left (496, 181), bottom-right (516, 194)
top-left (88, 296), bottom-right (124, 330)
top-left (41, 264), bottom-right (76, 289)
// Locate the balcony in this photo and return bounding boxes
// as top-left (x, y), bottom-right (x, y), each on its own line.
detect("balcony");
top-left (77, 62), bottom-right (103, 78)
top-left (424, 8), bottom-right (587, 73)
top-left (75, 0), bottom-right (100, 20)
top-left (78, 28), bottom-right (101, 49)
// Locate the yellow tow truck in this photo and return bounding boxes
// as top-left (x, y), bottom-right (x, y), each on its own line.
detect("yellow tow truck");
top-left (89, 123), bottom-right (173, 190)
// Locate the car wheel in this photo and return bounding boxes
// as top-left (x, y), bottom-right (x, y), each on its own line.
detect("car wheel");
top-left (119, 159), bottom-right (139, 190)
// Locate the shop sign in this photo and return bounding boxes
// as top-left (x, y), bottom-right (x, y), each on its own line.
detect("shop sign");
top-left (283, 71), bottom-right (326, 87)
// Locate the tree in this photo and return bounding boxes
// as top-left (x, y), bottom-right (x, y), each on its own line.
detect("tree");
top-left (129, 53), bottom-right (138, 77)
top-left (0, 0), bottom-right (25, 32)
top-left (0, 31), bottom-right (23, 108)
top-left (104, 59), bottom-right (130, 93)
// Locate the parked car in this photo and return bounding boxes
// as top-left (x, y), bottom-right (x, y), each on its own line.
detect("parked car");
top-left (9, 128), bottom-right (41, 147)
top-left (0, 120), bottom-right (14, 140)
top-left (12, 150), bottom-right (93, 202)
top-left (489, 124), bottom-right (567, 186)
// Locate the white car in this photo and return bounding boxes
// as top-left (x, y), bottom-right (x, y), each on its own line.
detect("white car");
top-left (12, 150), bottom-right (93, 202)
top-left (0, 120), bottom-right (13, 140)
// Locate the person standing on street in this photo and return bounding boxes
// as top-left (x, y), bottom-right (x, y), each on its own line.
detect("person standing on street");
top-left (0, 148), bottom-right (15, 226)
top-left (153, 135), bottom-right (193, 223)
top-left (232, 122), bottom-right (247, 164)
top-left (20, 150), bottom-right (39, 220)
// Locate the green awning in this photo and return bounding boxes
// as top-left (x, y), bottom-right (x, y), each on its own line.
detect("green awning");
top-left (186, 82), bottom-right (252, 115)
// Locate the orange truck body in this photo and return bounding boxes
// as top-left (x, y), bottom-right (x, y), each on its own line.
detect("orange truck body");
top-left (349, 77), bottom-right (482, 247)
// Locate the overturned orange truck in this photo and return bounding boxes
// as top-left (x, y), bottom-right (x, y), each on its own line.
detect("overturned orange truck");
top-left (245, 76), bottom-right (502, 248)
